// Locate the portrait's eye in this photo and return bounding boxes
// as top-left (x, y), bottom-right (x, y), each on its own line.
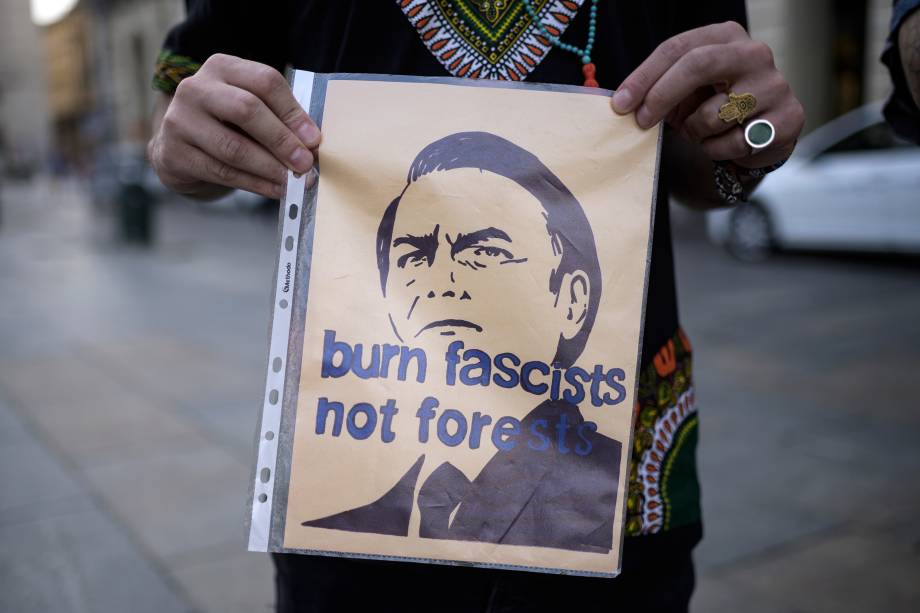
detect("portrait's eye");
top-left (448, 228), bottom-right (521, 270)
top-left (471, 245), bottom-right (514, 259)
top-left (456, 242), bottom-right (519, 270)
top-left (396, 250), bottom-right (430, 268)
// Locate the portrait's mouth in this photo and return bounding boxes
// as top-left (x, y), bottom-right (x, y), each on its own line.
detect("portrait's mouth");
top-left (415, 319), bottom-right (483, 337)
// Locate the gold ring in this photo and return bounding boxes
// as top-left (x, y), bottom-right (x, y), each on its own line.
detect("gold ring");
top-left (718, 92), bottom-right (757, 124)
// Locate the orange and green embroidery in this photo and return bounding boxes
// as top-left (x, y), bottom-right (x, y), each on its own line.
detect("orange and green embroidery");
top-left (399, 0), bottom-right (584, 80)
top-left (152, 50), bottom-right (201, 94)
top-left (626, 329), bottom-right (700, 536)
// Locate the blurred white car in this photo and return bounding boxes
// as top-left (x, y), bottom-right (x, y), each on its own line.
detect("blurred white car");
top-left (707, 103), bottom-right (920, 260)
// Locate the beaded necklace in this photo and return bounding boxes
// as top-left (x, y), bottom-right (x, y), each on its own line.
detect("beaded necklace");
top-left (522, 0), bottom-right (599, 87)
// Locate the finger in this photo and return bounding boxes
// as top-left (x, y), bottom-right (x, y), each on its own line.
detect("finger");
top-left (740, 139), bottom-right (796, 169)
top-left (682, 74), bottom-right (786, 142)
top-left (175, 75), bottom-right (314, 174)
top-left (182, 110), bottom-right (288, 184)
top-left (635, 42), bottom-right (750, 129)
top-left (180, 141), bottom-right (286, 199)
top-left (668, 85), bottom-right (714, 132)
top-left (214, 55), bottom-right (321, 150)
top-left (700, 105), bottom-right (803, 164)
top-left (612, 21), bottom-right (747, 114)
top-left (206, 83), bottom-right (315, 175)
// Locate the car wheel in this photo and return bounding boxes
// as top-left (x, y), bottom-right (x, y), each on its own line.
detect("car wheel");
top-left (727, 201), bottom-right (773, 262)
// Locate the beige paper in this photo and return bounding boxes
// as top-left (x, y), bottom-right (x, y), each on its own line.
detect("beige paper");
top-left (279, 75), bottom-right (659, 576)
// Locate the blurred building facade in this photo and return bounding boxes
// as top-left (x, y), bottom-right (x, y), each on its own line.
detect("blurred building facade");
top-left (0, 0), bottom-right (181, 175)
top-left (106, 0), bottom-right (183, 144)
top-left (43, 2), bottom-right (94, 171)
top-left (47, 0), bottom-right (182, 169)
top-left (0, 0), bottom-right (52, 176)
top-left (749, 0), bottom-right (893, 131)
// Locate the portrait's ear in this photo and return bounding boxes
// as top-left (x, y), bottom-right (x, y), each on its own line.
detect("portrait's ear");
top-left (555, 270), bottom-right (590, 341)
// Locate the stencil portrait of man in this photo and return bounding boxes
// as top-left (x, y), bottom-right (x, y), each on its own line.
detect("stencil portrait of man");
top-left (302, 132), bottom-right (622, 554)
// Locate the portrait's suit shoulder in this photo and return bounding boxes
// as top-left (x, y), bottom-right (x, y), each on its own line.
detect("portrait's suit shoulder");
top-left (418, 461), bottom-right (471, 538)
top-left (301, 454), bottom-right (424, 537)
top-left (445, 400), bottom-right (622, 553)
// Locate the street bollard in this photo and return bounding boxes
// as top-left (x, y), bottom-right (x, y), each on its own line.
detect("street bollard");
top-left (117, 182), bottom-right (154, 245)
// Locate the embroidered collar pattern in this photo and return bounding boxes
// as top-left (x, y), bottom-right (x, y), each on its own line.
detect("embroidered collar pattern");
top-left (398, 0), bottom-right (585, 80)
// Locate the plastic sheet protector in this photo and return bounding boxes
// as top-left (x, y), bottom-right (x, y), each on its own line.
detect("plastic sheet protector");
top-left (247, 71), bottom-right (662, 577)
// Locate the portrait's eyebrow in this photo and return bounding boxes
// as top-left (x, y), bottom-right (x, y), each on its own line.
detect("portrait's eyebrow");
top-left (448, 227), bottom-right (511, 258)
top-left (392, 224), bottom-right (440, 265)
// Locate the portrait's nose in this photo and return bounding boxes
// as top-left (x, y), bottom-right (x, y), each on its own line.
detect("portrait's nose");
top-left (423, 256), bottom-right (471, 301)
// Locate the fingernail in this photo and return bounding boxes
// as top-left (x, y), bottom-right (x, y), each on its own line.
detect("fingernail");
top-left (612, 88), bottom-right (633, 113)
top-left (636, 105), bottom-right (652, 129)
top-left (296, 123), bottom-right (321, 148)
top-left (272, 183), bottom-right (286, 199)
top-left (290, 148), bottom-right (312, 173)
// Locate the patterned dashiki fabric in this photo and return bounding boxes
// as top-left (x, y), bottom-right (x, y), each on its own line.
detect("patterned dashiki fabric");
top-left (398, 0), bottom-right (585, 80)
top-left (627, 329), bottom-right (701, 536)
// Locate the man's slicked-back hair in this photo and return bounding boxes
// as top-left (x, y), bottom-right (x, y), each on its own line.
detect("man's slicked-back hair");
top-left (376, 131), bottom-right (601, 369)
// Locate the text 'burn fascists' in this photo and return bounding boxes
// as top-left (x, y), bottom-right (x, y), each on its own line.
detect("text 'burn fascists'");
top-left (314, 330), bottom-right (629, 456)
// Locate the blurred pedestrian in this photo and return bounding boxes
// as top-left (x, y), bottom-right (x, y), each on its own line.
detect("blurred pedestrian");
top-left (148, 2), bottom-right (803, 611)
top-left (882, 0), bottom-right (920, 143)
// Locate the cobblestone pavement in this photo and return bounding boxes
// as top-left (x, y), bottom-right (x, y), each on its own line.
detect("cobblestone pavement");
top-left (1, 179), bottom-right (918, 613)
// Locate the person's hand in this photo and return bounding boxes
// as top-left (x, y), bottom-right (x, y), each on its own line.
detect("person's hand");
top-left (148, 54), bottom-right (320, 199)
top-left (611, 21), bottom-right (804, 168)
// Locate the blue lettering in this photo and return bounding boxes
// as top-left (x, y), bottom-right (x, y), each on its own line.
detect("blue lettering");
top-left (550, 368), bottom-right (562, 401)
top-left (351, 344), bottom-right (379, 379)
top-left (444, 341), bottom-right (463, 385)
top-left (575, 422), bottom-right (597, 456)
top-left (590, 364), bottom-right (606, 407)
top-left (320, 330), bottom-right (351, 378)
top-left (562, 367), bottom-right (589, 405)
top-left (527, 418), bottom-right (550, 451)
top-left (555, 412), bottom-right (571, 454)
top-left (469, 412), bottom-right (492, 449)
top-left (602, 368), bottom-right (627, 405)
top-left (315, 397), bottom-right (344, 436)
top-left (398, 346), bottom-right (427, 383)
top-left (492, 353), bottom-right (520, 388)
top-left (437, 409), bottom-right (468, 447)
top-left (346, 403), bottom-right (377, 440)
top-left (492, 416), bottom-right (520, 451)
top-left (459, 349), bottom-right (491, 386)
top-left (380, 344), bottom-right (401, 378)
top-left (521, 361), bottom-right (550, 395)
top-left (416, 396), bottom-right (438, 443)
top-left (379, 399), bottom-right (398, 443)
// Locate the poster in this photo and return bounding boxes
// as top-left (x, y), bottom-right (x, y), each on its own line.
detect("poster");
top-left (247, 71), bottom-right (661, 577)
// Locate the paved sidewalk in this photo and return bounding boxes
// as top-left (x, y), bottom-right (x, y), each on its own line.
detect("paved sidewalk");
top-left (1, 179), bottom-right (918, 613)
top-left (671, 209), bottom-right (920, 613)
top-left (0, 179), bottom-right (277, 613)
